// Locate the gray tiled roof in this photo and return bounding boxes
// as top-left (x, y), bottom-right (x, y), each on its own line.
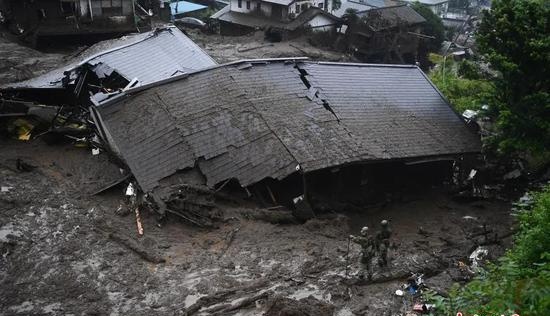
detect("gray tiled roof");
top-left (2, 26), bottom-right (216, 89)
top-left (97, 60), bottom-right (480, 192)
top-left (357, 5), bottom-right (426, 30)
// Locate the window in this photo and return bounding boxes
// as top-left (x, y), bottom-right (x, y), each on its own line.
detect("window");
top-left (60, 0), bottom-right (77, 14)
top-left (257, 2), bottom-right (261, 10)
top-left (238, 0), bottom-right (242, 8)
top-left (101, 0), bottom-right (123, 15)
top-left (318, 2), bottom-right (324, 8)
top-left (296, 4), bottom-right (301, 13)
top-left (246, 1), bottom-right (250, 9)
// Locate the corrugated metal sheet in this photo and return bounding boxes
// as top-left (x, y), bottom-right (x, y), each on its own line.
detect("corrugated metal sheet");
top-left (98, 60), bottom-right (480, 192)
top-left (86, 28), bottom-right (216, 84)
top-left (2, 26), bottom-right (216, 89)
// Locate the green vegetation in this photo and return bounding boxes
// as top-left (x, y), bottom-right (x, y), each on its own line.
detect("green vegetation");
top-left (428, 55), bottom-right (495, 114)
top-left (476, 0), bottom-right (550, 154)
top-left (410, 2), bottom-right (445, 52)
top-left (427, 185), bottom-right (550, 316)
top-left (428, 0), bottom-right (549, 163)
top-left (424, 3), bottom-right (550, 312)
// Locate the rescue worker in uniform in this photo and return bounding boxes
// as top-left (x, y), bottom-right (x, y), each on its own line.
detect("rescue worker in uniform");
top-left (376, 220), bottom-right (392, 267)
top-left (350, 226), bottom-right (375, 280)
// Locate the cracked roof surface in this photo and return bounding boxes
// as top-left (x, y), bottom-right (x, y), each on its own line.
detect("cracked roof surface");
top-left (97, 60), bottom-right (480, 192)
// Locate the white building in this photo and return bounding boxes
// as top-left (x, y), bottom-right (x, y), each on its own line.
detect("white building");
top-left (212, 0), bottom-right (341, 35)
top-left (401, 0), bottom-right (449, 16)
top-left (332, 0), bottom-right (399, 18)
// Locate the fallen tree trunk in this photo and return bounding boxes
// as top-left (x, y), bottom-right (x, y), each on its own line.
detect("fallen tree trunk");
top-left (208, 291), bottom-right (271, 315)
top-left (108, 232), bottom-right (165, 264)
top-left (182, 279), bottom-right (269, 315)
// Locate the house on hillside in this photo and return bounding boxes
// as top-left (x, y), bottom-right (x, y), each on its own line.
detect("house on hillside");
top-left (400, 0), bottom-right (449, 16)
top-left (211, 0), bottom-right (341, 36)
top-left (0, 0), bottom-right (153, 44)
top-left (346, 5), bottom-right (426, 63)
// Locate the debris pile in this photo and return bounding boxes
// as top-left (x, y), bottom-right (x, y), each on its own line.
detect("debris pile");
top-left (1, 26), bottom-right (216, 144)
top-left (1, 29), bottom-right (482, 225)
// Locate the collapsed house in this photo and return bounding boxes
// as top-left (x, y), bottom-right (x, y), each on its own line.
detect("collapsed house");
top-left (0, 26), bottom-right (216, 141)
top-left (1, 23), bottom-right (481, 220)
top-left (345, 5), bottom-right (427, 63)
top-left (89, 58), bottom-right (481, 217)
top-left (1, 26), bottom-right (216, 103)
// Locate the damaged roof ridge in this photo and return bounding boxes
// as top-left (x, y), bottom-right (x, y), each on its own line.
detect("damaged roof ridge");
top-left (62, 27), bottom-right (180, 75)
top-left (97, 57), bottom-right (311, 108)
top-left (302, 61), bottom-right (419, 69)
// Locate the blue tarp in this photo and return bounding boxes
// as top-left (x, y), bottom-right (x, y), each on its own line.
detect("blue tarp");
top-left (170, 1), bottom-right (208, 15)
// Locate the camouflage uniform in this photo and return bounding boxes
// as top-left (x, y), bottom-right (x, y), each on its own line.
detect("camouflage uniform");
top-left (351, 227), bottom-right (375, 279)
top-left (376, 220), bottom-right (392, 267)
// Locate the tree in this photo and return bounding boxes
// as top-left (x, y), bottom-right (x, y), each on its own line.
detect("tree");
top-left (411, 2), bottom-right (445, 52)
top-left (429, 58), bottom-right (495, 114)
top-left (476, 0), bottom-right (550, 153)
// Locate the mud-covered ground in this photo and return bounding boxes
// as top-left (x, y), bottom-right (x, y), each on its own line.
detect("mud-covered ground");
top-left (0, 139), bottom-right (515, 316)
top-left (0, 32), bottom-right (67, 85)
top-left (0, 30), bottom-right (515, 315)
top-left (184, 29), bottom-right (352, 64)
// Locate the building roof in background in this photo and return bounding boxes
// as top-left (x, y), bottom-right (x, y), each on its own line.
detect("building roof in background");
top-left (170, 1), bottom-right (208, 15)
top-left (262, 0), bottom-right (296, 6)
top-left (401, 0), bottom-right (449, 5)
top-left (211, 5), bottom-right (286, 29)
top-left (96, 59), bottom-right (480, 192)
top-left (332, 0), bottom-right (399, 17)
top-left (2, 26), bottom-right (217, 90)
top-left (212, 6), bottom-right (340, 30)
top-left (357, 5), bottom-right (426, 30)
top-left (287, 7), bottom-right (342, 29)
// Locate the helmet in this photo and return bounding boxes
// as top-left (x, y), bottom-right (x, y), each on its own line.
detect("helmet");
top-left (381, 220), bottom-right (388, 226)
top-left (360, 226), bottom-right (369, 236)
